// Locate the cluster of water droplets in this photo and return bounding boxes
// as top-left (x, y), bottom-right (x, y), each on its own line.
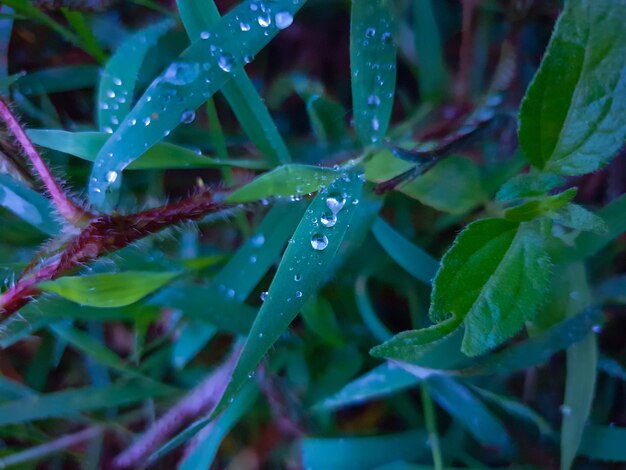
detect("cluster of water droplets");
top-left (310, 188), bottom-right (348, 251)
top-left (100, 74), bottom-right (131, 133)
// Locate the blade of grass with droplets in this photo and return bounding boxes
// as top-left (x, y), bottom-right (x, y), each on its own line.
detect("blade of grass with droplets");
top-left (214, 173), bottom-right (363, 416)
top-left (372, 217), bottom-right (438, 284)
top-left (27, 130), bottom-right (268, 170)
top-left (0, 381), bottom-right (173, 426)
top-left (226, 164), bottom-right (339, 203)
top-left (97, 20), bottom-right (173, 133)
top-left (88, 0), bottom-right (306, 211)
top-left (177, 0), bottom-right (290, 165)
top-left (0, 174), bottom-right (61, 236)
top-left (350, 0), bottom-right (396, 145)
top-left (38, 271), bottom-right (181, 308)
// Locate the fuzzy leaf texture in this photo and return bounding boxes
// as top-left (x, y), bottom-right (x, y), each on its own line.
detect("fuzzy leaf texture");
top-left (431, 219), bottom-right (552, 356)
top-left (518, 0), bottom-right (626, 175)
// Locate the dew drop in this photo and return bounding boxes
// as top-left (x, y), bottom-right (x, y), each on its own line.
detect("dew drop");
top-left (143, 117), bottom-right (151, 126)
top-left (112, 77), bottom-right (122, 86)
top-left (163, 62), bottom-right (200, 86)
top-left (103, 126), bottom-right (113, 134)
top-left (381, 31), bottom-right (392, 44)
top-left (592, 324), bottom-right (603, 334)
top-left (275, 11), bottom-right (293, 29)
top-left (251, 233), bottom-right (265, 247)
top-left (367, 94), bottom-right (381, 108)
top-left (326, 193), bottom-right (346, 214)
top-left (180, 109), bottom-right (196, 124)
top-left (200, 30), bottom-right (210, 39)
top-left (249, 255), bottom-right (257, 264)
top-left (260, 291), bottom-right (268, 301)
top-left (218, 53), bottom-right (235, 72)
top-left (244, 54), bottom-right (254, 64)
top-left (105, 170), bottom-right (118, 183)
top-left (560, 405), bottom-right (572, 416)
top-left (311, 233), bottom-right (329, 251)
top-left (240, 22), bottom-right (251, 31)
top-left (295, 291), bottom-right (303, 298)
top-left (294, 274), bottom-right (301, 282)
top-left (106, 89), bottom-right (116, 99)
top-left (257, 13), bottom-right (271, 27)
top-left (320, 211), bottom-right (337, 228)
top-left (365, 27), bottom-right (376, 38)
top-left (372, 117), bottom-right (380, 131)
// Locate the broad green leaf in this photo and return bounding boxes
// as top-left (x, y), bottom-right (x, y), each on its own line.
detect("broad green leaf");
top-left (550, 203), bottom-right (608, 234)
top-left (503, 188), bottom-right (576, 222)
top-left (399, 157), bottom-right (486, 214)
top-left (226, 164), bottom-right (339, 203)
top-left (301, 430), bottom-right (428, 470)
top-left (350, 0), bottom-right (396, 145)
top-left (431, 219), bottom-right (552, 356)
top-left (215, 173), bottom-right (363, 415)
top-left (176, 382), bottom-right (258, 469)
top-left (518, 0), bottom-right (626, 175)
top-left (0, 381), bottom-right (173, 426)
top-left (427, 376), bottom-right (511, 450)
top-left (0, 173), bottom-right (60, 235)
top-left (12, 65), bottom-right (99, 95)
top-left (88, 0), bottom-right (306, 211)
top-left (497, 173), bottom-right (565, 201)
top-left (413, 0), bottom-right (448, 101)
top-left (38, 271), bottom-right (180, 308)
top-left (579, 426), bottom-right (626, 462)
top-left (98, 20), bottom-right (174, 132)
top-left (177, 0), bottom-right (291, 165)
top-left (371, 217), bottom-right (438, 284)
top-left (27, 130), bottom-right (268, 170)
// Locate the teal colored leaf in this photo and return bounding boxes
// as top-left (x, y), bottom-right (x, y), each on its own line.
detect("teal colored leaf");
top-left (413, 0), bottom-right (448, 101)
top-left (0, 174), bottom-right (60, 235)
top-left (503, 188), bottom-right (576, 222)
top-left (172, 321), bottom-right (217, 369)
top-left (38, 271), bottom-right (181, 308)
top-left (0, 7), bottom-right (13, 93)
top-left (301, 430), bottom-right (428, 470)
top-left (550, 203), bottom-right (608, 234)
top-left (518, 0), bottom-right (626, 175)
top-left (371, 217), bottom-right (438, 284)
top-left (27, 130), bottom-right (268, 170)
top-left (215, 173), bottom-right (363, 415)
top-left (431, 219), bottom-right (552, 356)
top-left (579, 426), bottom-right (626, 462)
top-left (301, 295), bottom-right (344, 346)
top-left (88, 0), bottom-right (306, 211)
top-left (427, 376), bottom-right (511, 450)
top-left (306, 95), bottom-right (347, 144)
top-left (98, 20), bottom-right (174, 132)
top-left (350, 0), bottom-right (396, 145)
top-left (177, 0), bottom-right (291, 165)
top-left (0, 381), bottom-right (173, 426)
top-left (497, 173), bottom-right (565, 201)
top-left (12, 65), bottom-right (99, 95)
top-left (355, 273), bottom-right (393, 342)
top-left (226, 164), bottom-right (339, 203)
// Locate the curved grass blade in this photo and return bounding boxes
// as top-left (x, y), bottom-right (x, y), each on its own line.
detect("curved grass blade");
top-left (301, 430), bottom-right (428, 470)
top-left (88, 0), bottom-right (306, 211)
top-left (413, 0), bottom-right (448, 102)
top-left (0, 6), bottom-right (13, 93)
top-left (214, 173), bottom-right (363, 416)
top-left (38, 271), bottom-right (181, 308)
top-left (0, 173), bottom-right (60, 235)
top-left (28, 130), bottom-right (268, 170)
top-left (0, 381), bottom-right (173, 426)
top-left (226, 164), bottom-right (339, 203)
top-left (350, 0), bottom-right (396, 145)
top-left (177, 0), bottom-right (290, 165)
top-left (579, 425), bottom-right (626, 462)
top-left (12, 65), bottom-right (99, 95)
top-left (98, 20), bottom-right (174, 133)
top-left (372, 217), bottom-right (438, 284)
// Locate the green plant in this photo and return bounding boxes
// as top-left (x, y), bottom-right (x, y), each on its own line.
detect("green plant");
top-left (0, 0), bottom-right (625, 468)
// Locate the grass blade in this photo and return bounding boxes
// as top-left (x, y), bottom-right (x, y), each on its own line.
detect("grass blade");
top-left (177, 0), bottom-right (291, 164)
top-left (413, 0), bottom-right (448, 101)
top-left (350, 0), bottom-right (396, 145)
top-left (88, 0), bottom-right (306, 211)
top-left (579, 426), bottom-right (626, 462)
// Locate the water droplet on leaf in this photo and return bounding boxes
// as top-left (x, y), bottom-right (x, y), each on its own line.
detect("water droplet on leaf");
top-left (311, 233), bottom-right (329, 251)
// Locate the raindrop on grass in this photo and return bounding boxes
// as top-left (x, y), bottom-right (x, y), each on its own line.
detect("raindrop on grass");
top-left (105, 171), bottom-right (118, 183)
top-left (258, 13), bottom-right (271, 27)
top-left (311, 233), bottom-right (328, 251)
top-left (275, 11), bottom-right (293, 29)
top-left (320, 212), bottom-right (337, 228)
top-left (326, 193), bottom-right (346, 214)
top-left (180, 110), bottom-right (196, 124)
top-left (218, 53), bottom-right (235, 72)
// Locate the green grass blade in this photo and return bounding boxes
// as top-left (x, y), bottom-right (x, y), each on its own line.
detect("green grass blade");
top-left (427, 376), bottom-right (511, 450)
top-left (88, 0), bottom-right (306, 211)
top-left (350, 0), bottom-right (396, 145)
top-left (177, 0), bottom-right (290, 165)
top-left (0, 381), bottom-right (173, 426)
top-left (579, 426), bottom-right (626, 462)
top-left (38, 271), bottom-right (181, 308)
top-left (0, 6), bottom-right (13, 93)
top-left (27, 130), bottom-right (268, 170)
top-left (61, 9), bottom-right (106, 63)
top-left (226, 164), bottom-right (339, 203)
top-left (372, 217), bottom-right (438, 284)
top-left (98, 20), bottom-right (173, 133)
top-left (0, 174), bottom-right (61, 236)
top-left (301, 430), bottom-right (428, 470)
top-left (413, 0), bottom-right (448, 101)
top-left (215, 173), bottom-right (363, 415)
top-left (12, 65), bottom-right (99, 95)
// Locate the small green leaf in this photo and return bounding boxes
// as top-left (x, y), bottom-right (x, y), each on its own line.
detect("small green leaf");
top-left (98, 20), bottom-right (174, 132)
top-left (0, 174), bottom-right (60, 235)
top-left (226, 164), bottom-right (339, 203)
top-left (518, 0), bottom-right (626, 175)
top-left (39, 271), bottom-right (180, 308)
top-left (504, 188), bottom-right (576, 222)
top-left (550, 203), bottom-right (608, 234)
top-left (350, 0), bottom-right (396, 145)
top-left (88, 0), bottom-right (306, 210)
top-left (431, 219), bottom-right (552, 356)
top-left (497, 173), bottom-right (565, 201)
top-left (27, 130), bottom-right (267, 170)
top-left (216, 173), bottom-right (363, 415)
